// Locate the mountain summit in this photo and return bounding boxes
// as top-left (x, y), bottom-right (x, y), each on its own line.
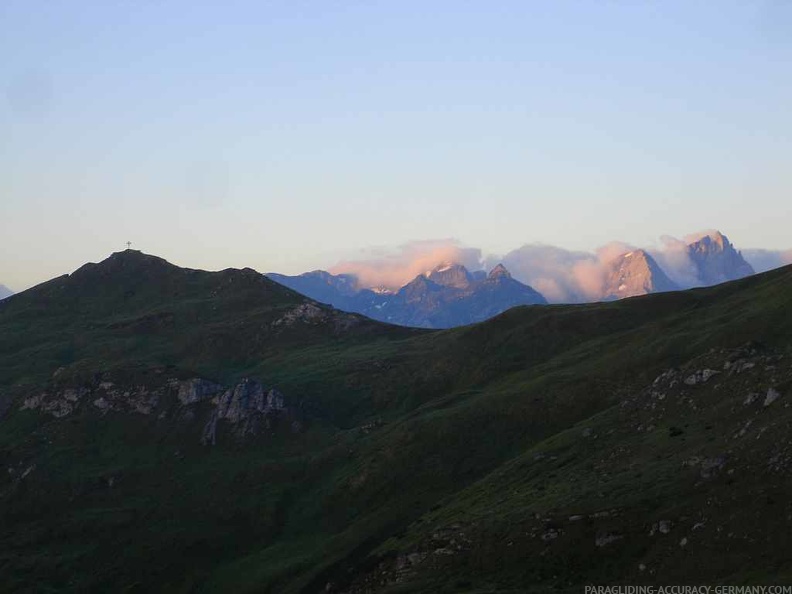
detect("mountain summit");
top-left (427, 263), bottom-right (474, 289)
top-left (0, 250), bottom-right (389, 372)
top-left (686, 230), bottom-right (755, 286)
top-left (487, 263), bottom-right (512, 280)
top-left (595, 232), bottom-right (753, 300)
top-left (602, 249), bottom-right (678, 300)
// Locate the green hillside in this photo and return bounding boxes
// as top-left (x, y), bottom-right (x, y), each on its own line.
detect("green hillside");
top-left (1, 251), bottom-right (790, 593)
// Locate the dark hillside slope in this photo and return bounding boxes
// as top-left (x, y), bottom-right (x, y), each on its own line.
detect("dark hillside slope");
top-left (0, 254), bottom-right (790, 593)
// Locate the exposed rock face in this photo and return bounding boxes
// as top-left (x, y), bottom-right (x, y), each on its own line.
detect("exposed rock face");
top-left (686, 231), bottom-right (755, 286)
top-left (267, 263), bottom-right (547, 329)
top-left (270, 301), bottom-right (363, 334)
top-left (683, 369), bottom-right (720, 386)
top-left (764, 388), bottom-right (781, 407)
top-left (428, 264), bottom-right (474, 289)
top-left (272, 303), bottom-right (327, 326)
top-left (202, 380), bottom-right (289, 445)
top-left (22, 388), bottom-right (91, 418)
top-left (177, 378), bottom-right (224, 405)
top-left (20, 374), bottom-right (299, 444)
top-left (602, 250), bottom-right (678, 300)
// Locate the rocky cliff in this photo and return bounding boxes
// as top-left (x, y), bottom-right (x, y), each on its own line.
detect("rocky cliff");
top-left (20, 371), bottom-right (302, 445)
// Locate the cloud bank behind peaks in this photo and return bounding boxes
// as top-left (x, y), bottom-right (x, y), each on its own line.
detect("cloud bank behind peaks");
top-left (486, 241), bottom-right (639, 303)
top-left (330, 239), bottom-right (482, 291)
top-left (495, 233), bottom-right (748, 302)
top-left (327, 232), bottom-right (791, 304)
top-left (646, 235), bottom-right (701, 288)
top-left (486, 245), bottom-right (596, 303)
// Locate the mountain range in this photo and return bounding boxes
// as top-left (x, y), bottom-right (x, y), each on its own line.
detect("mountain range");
top-left (269, 230), bottom-right (755, 328)
top-left (270, 262), bottom-right (547, 328)
top-left (1, 249), bottom-right (791, 591)
top-left (0, 284), bottom-right (13, 300)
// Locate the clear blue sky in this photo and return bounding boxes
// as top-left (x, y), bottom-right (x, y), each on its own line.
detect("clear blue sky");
top-left (2, 1), bottom-right (791, 290)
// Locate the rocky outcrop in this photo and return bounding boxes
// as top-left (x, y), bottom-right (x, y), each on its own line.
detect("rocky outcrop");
top-left (271, 302), bottom-right (327, 327)
top-left (201, 380), bottom-right (290, 445)
top-left (22, 387), bottom-right (90, 418)
top-left (20, 374), bottom-right (300, 444)
top-left (270, 302), bottom-right (363, 334)
top-left (176, 378), bottom-right (224, 405)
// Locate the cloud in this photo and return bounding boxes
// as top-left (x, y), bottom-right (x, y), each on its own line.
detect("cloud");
top-left (646, 235), bottom-right (700, 288)
top-left (485, 241), bottom-right (647, 303)
top-left (742, 249), bottom-right (792, 273)
top-left (486, 244), bottom-right (603, 303)
top-left (330, 239), bottom-right (483, 290)
top-left (596, 241), bottom-right (638, 264)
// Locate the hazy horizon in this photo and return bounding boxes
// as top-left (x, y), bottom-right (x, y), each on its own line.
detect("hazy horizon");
top-left (3, 1), bottom-right (791, 291)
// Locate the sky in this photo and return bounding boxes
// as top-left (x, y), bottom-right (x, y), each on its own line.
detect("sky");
top-left (2, 1), bottom-right (791, 291)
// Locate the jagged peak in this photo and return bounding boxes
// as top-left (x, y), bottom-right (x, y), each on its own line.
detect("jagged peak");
top-left (487, 263), bottom-right (512, 280)
top-left (686, 230), bottom-right (729, 250)
top-left (396, 273), bottom-right (442, 297)
top-left (684, 230), bottom-right (755, 283)
top-left (427, 263), bottom-right (473, 288)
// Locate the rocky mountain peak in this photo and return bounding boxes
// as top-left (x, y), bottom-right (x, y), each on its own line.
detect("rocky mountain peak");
top-left (487, 264), bottom-right (512, 280)
top-left (602, 249), bottom-right (677, 300)
top-left (688, 230), bottom-right (727, 252)
top-left (686, 231), bottom-right (754, 286)
top-left (428, 263), bottom-right (473, 289)
top-left (398, 273), bottom-right (440, 297)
